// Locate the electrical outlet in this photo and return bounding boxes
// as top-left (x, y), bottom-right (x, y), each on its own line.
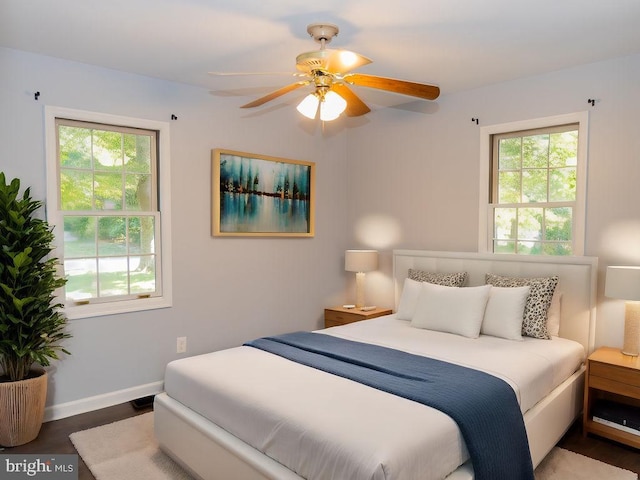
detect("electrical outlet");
top-left (176, 336), bottom-right (187, 353)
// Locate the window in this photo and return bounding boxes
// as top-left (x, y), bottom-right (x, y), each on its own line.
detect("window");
top-left (45, 107), bottom-right (172, 318)
top-left (478, 112), bottom-right (588, 256)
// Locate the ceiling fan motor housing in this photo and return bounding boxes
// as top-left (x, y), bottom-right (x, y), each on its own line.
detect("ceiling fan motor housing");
top-left (296, 50), bottom-right (333, 73)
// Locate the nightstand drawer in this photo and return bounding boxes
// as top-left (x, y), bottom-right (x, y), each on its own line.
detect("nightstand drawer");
top-left (324, 309), bottom-right (363, 325)
top-left (324, 307), bottom-right (393, 328)
top-left (589, 376), bottom-right (640, 399)
top-left (591, 361), bottom-right (640, 389)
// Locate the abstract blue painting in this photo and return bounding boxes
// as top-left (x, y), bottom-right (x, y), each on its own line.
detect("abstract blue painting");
top-left (212, 149), bottom-right (315, 237)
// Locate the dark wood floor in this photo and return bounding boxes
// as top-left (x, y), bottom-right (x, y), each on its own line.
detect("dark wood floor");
top-left (2, 401), bottom-right (639, 479)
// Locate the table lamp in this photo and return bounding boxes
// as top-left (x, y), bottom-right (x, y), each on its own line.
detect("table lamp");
top-left (345, 250), bottom-right (378, 308)
top-left (605, 266), bottom-right (640, 356)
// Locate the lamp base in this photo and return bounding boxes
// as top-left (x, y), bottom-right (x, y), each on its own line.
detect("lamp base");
top-left (355, 272), bottom-right (365, 309)
top-left (622, 302), bottom-right (640, 357)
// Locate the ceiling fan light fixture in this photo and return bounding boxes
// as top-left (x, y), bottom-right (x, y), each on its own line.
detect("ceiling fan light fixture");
top-left (319, 90), bottom-right (347, 121)
top-left (296, 93), bottom-right (320, 119)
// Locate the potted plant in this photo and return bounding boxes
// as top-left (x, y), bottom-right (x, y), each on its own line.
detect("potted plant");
top-left (0, 172), bottom-right (70, 446)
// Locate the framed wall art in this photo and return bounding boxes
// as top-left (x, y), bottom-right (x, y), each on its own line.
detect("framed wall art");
top-left (212, 149), bottom-right (315, 237)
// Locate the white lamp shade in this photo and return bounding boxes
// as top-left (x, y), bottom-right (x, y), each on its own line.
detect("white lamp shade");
top-left (297, 91), bottom-right (346, 121)
top-left (296, 93), bottom-right (320, 119)
top-left (345, 250), bottom-right (378, 273)
top-left (605, 266), bottom-right (640, 300)
top-left (319, 91), bottom-right (347, 121)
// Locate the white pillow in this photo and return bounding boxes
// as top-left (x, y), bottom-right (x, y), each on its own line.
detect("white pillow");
top-left (396, 278), bottom-right (422, 320)
top-left (481, 286), bottom-right (530, 341)
top-left (546, 290), bottom-right (563, 337)
top-left (485, 273), bottom-right (558, 339)
top-left (411, 283), bottom-right (492, 338)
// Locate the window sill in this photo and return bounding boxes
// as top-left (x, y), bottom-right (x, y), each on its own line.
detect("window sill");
top-left (63, 296), bottom-right (172, 320)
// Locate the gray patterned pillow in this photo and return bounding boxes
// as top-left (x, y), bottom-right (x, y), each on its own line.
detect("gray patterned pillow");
top-left (408, 269), bottom-right (467, 287)
top-left (485, 273), bottom-right (558, 340)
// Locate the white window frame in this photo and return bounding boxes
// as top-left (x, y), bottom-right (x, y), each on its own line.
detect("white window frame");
top-left (45, 106), bottom-right (173, 319)
top-left (478, 112), bottom-right (589, 255)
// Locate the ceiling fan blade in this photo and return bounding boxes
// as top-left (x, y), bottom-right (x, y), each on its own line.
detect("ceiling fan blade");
top-left (324, 50), bottom-right (372, 74)
top-left (345, 73), bottom-right (440, 100)
top-left (296, 49), bottom-right (372, 74)
top-left (209, 71), bottom-right (306, 77)
top-left (241, 82), bottom-right (309, 108)
top-left (331, 84), bottom-right (371, 117)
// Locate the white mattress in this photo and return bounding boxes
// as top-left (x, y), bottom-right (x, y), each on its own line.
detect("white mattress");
top-left (163, 315), bottom-right (584, 480)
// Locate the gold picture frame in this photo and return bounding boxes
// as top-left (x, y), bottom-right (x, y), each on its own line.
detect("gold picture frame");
top-left (212, 149), bottom-right (315, 237)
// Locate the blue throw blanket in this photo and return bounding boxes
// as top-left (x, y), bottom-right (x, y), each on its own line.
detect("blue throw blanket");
top-left (245, 332), bottom-right (534, 480)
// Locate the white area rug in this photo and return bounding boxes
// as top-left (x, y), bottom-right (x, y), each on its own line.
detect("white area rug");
top-left (70, 412), bottom-right (191, 480)
top-left (70, 412), bottom-right (638, 480)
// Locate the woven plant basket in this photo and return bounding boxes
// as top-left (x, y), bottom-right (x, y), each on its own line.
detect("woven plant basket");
top-left (0, 370), bottom-right (47, 447)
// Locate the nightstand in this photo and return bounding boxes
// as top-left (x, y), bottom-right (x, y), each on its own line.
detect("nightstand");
top-left (583, 346), bottom-right (640, 448)
top-left (324, 306), bottom-right (392, 328)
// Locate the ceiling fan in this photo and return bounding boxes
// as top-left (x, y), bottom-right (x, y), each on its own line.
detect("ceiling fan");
top-left (209, 23), bottom-right (440, 121)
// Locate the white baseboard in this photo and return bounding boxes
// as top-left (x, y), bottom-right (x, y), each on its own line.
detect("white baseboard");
top-left (44, 380), bottom-right (164, 422)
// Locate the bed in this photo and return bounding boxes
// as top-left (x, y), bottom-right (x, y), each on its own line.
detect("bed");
top-left (154, 250), bottom-right (598, 480)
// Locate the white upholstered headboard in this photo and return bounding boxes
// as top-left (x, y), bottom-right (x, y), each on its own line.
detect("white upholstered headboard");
top-left (393, 250), bottom-right (598, 354)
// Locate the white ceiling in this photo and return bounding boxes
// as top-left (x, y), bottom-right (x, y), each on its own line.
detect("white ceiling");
top-left (2, 0), bottom-right (640, 108)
